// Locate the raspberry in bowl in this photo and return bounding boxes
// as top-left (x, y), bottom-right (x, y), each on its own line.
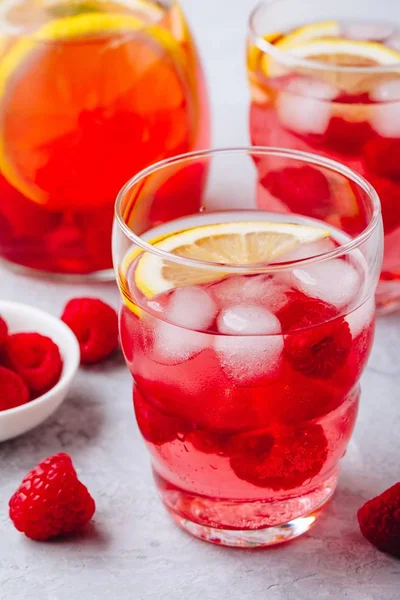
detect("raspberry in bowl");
top-left (0, 301), bottom-right (80, 442)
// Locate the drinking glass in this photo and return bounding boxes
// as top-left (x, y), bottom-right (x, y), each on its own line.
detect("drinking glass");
top-left (247, 0), bottom-right (399, 311)
top-left (113, 147), bottom-right (382, 547)
top-left (0, 0), bottom-right (209, 279)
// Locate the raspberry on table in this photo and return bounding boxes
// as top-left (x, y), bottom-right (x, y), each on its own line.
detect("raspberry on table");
top-left (4, 332), bottom-right (63, 397)
top-left (61, 297), bottom-right (118, 364)
top-left (357, 483), bottom-right (400, 558)
top-left (9, 453), bottom-right (95, 541)
top-left (0, 366), bottom-right (30, 411)
top-left (230, 424), bottom-right (328, 491)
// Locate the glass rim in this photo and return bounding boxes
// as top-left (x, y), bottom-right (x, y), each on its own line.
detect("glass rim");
top-left (114, 146), bottom-right (381, 274)
top-left (249, 0), bottom-right (400, 76)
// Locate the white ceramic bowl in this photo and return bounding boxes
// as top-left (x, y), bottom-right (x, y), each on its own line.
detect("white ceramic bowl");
top-left (0, 301), bottom-right (80, 442)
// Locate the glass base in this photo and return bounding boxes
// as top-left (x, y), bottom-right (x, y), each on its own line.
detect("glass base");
top-left (156, 470), bottom-right (338, 548)
top-left (0, 256), bottom-right (115, 283)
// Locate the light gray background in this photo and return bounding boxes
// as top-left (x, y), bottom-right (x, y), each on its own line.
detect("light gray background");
top-left (1, 1), bottom-right (400, 598)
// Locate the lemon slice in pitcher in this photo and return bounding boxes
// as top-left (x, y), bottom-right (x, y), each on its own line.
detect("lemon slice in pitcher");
top-left (0, 10), bottom-right (188, 211)
top-left (134, 221), bottom-right (331, 296)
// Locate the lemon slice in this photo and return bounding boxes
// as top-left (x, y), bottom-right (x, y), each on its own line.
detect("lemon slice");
top-left (134, 221), bottom-right (331, 296)
top-left (264, 37), bottom-right (400, 79)
top-left (278, 38), bottom-right (400, 66)
top-left (247, 31), bottom-right (283, 72)
top-left (277, 21), bottom-right (340, 49)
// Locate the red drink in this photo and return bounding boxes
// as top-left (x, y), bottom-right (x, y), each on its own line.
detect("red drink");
top-left (114, 148), bottom-right (382, 547)
top-left (0, 0), bottom-right (209, 278)
top-left (119, 214), bottom-right (374, 545)
top-left (248, 5), bottom-right (400, 311)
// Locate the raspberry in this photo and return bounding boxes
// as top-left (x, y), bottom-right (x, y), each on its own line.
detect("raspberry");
top-left (61, 297), bottom-right (118, 364)
top-left (277, 290), bottom-right (339, 332)
top-left (9, 453), bottom-right (95, 541)
top-left (46, 222), bottom-right (87, 274)
top-left (149, 162), bottom-right (206, 226)
top-left (134, 386), bottom-right (190, 445)
top-left (285, 319), bottom-right (352, 379)
top-left (187, 429), bottom-right (233, 456)
top-left (0, 315), bottom-right (8, 349)
top-left (323, 117), bottom-right (374, 156)
top-left (368, 177), bottom-right (400, 234)
top-left (363, 138), bottom-right (400, 181)
top-left (0, 174), bottom-right (60, 238)
top-left (4, 333), bottom-right (63, 397)
top-left (78, 205), bottom-right (114, 272)
top-left (261, 166), bottom-right (332, 219)
top-left (357, 483), bottom-right (400, 558)
top-left (230, 424), bottom-right (327, 491)
top-left (0, 366), bottom-right (30, 411)
top-left (279, 374), bottom-right (342, 423)
top-left (277, 293), bottom-right (352, 379)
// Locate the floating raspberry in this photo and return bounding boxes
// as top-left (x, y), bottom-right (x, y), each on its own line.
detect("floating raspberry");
top-left (277, 290), bottom-right (339, 332)
top-left (61, 297), bottom-right (118, 364)
top-left (368, 177), bottom-right (400, 234)
top-left (0, 175), bottom-right (60, 238)
top-left (278, 293), bottom-right (352, 379)
top-left (134, 386), bottom-right (189, 446)
top-left (261, 166), bottom-right (332, 219)
top-left (46, 222), bottom-right (87, 275)
top-left (187, 429), bottom-right (232, 456)
top-left (149, 162), bottom-right (206, 226)
top-left (279, 374), bottom-right (342, 423)
top-left (230, 424), bottom-right (328, 491)
top-left (357, 483), bottom-right (400, 558)
top-left (4, 333), bottom-right (63, 397)
top-left (363, 138), bottom-right (400, 182)
top-left (0, 315), bottom-right (8, 349)
top-left (285, 319), bottom-right (352, 379)
top-left (323, 110), bottom-right (374, 156)
top-left (0, 366), bottom-right (30, 411)
top-left (9, 453), bottom-right (95, 541)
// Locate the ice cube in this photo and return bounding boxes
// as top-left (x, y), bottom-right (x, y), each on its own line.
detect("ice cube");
top-left (277, 77), bottom-right (337, 136)
top-left (371, 81), bottom-right (400, 137)
top-left (151, 286), bottom-right (217, 365)
top-left (346, 295), bottom-right (375, 338)
top-left (166, 286), bottom-right (217, 330)
top-left (217, 303), bottom-right (282, 335)
top-left (211, 275), bottom-right (289, 313)
top-left (275, 238), bottom-right (336, 262)
top-left (371, 80), bottom-right (400, 102)
top-left (341, 22), bottom-right (394, 42)
top-left (215, 304), bottom-right (283, 384)
top-left (288, 258), bottom-right (360, 308)
top-left (153, 320), bottom-right (210, 365)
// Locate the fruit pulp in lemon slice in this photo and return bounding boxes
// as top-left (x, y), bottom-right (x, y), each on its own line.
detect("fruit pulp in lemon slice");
top-left (0, 3), bottom-right (197, 211)
top-left (133, 220), bottom-right (331, 297)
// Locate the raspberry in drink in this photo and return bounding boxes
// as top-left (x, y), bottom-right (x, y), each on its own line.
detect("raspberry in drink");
top-left (247, 0), bottom-right (400, 311)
